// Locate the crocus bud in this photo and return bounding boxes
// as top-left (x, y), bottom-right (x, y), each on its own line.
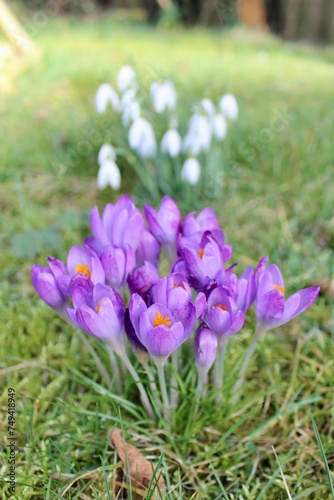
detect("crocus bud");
top-left (101, 244), bottom-right (136, 292)
top-left (195, 324), bottom-right (218, 377)
top-left (181, 157), bottom-right (201, 185)
top-left (127, 261), bottom-right (159, 302)
top-left (219, 94), bottom-right (238, 121)
top-left (31, 265), bottom-right (66, 311)
top-left (137, 228), bottom-right (161, 267)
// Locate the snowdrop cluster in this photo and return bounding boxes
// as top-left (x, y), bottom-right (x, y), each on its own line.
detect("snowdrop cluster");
top-left (32, 195), bottom-right (319, 421)
top-left (94, 65), bottom-right (239, 195)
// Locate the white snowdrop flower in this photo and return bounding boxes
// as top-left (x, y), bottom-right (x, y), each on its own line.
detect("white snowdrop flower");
top-left (181, 157), bottom-right (201, 185)
top-left (212, 113), bottom-right (228, 140)
top-left (117, 65), bottom-right (137, 93)
top-left (97, 160), bottom-right (121, 190)
top-left (201, 98), bottom-right (215, 117)
top-left (95, 83), bottom-right (120, 113)
top-left (151, 81), bottom-right (177, 113)
top-left (128, 117), bottom-right (157, 158)
top-left (161, 129), bottom-right (182, 158)
top-left (219, 94), bottom-right (238, 121)
top-left (121, 87), bottom-right (137, 106)
top-left (122, 101), bottom-right (141, 127)
top-left (98, 144), bottom-right (116, 165)
top-left (183, 114), bottom-right (212, 155)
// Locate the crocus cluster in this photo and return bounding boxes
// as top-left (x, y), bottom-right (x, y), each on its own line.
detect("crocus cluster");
top-left (94, 65), bottom-right (238, 195)
top-left (32, 195), bottom-right (319, 417)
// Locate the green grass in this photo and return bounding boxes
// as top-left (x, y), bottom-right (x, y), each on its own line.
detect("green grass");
top-left (1, 11), bottom-right (334, 498)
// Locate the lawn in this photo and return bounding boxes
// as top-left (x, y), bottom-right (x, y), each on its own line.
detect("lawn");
top-left (1, 10), bottom-right (334, 499)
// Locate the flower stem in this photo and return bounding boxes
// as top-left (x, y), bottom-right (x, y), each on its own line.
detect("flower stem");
top-left (121, 351), bottom-right (155, 420)
top-left (74, 327), bottom-right (111, 387)
top-left (231, 326), bottom-right (264, 405)
top-left (213, 337), bottom-right (228, 404)
top-left (157, 364), bottom-right (171, 426)
top-left (170, 350), bottom-right (179, 409)
top-left (143, 363), bottom-right (160, 410)
top-left (106, 344), bottom-right (122, 393)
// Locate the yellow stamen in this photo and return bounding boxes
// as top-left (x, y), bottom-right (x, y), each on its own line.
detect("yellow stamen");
top-left (173, 283), bottom-right (186, 290)
top-left (153, 311), bottom-right (172, 328)
top-left (95, 301), bottom-right (101, 313)
top-left (75, 263), bottom-right (91, 279)
top-left (212, 304), bottom-right (228, 311)
top-left (198, 248), bottom-right (204, 259)
top-left (274, 284), bottom-right (285, 293)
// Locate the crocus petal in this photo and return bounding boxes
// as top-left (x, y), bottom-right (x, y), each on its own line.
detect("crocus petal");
top-left (67, 245), bottom-right (91, 275)
top-left (227, 310), bottom-right (245, 336)
top-left (194, 292), bottom-right (207, 318)
top-left (90, 206), bottom-right (110, 249)
top-left (256, 290), bottom-right (285, 324)
top-left (129, 293), bottom-right (148, 337)
top-left (144, 322), bottom-right (183, 358)
top-left (272, 286), bottom-right (320, 329)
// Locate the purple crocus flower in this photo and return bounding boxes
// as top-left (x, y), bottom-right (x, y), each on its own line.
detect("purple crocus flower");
top-left (236, 266), bottom-right (256, 313)
top-left (179, 232), bottom-right (225, 291)
top-left (101, 244), bottom-right (135, 293)
top-left (195, 324), bottom-right (218, 377)
top-left (90, 195), bottom-right (144, 252)
top-left (183, 207), bottom-right (220, 238)
top-left (136, 227), bottom-right (161, 267)
top-left (129, 292), bottom-right (193, 365)
top-left (144, 196), bottom-right (181, 264)
top-left (47, 245), bottom-right (105, 297)
top-left (67, 277), bottom-right (126, 355)
top-left (149, 273), bottom-right (206, 320)
top-left (127, 261), bottom-right (159, 302)
top-left (31, 264), bottom-right (67, 312)
top-left (255, 263), bottom-right (320, 333)
top-left (124, 308), bottom-right (149, 365)
top-left (205, 286), bottom-right (244, 341)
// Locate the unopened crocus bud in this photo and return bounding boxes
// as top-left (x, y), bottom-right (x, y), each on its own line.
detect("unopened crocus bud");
top-left (31, 265), bottom-right (67, 311)
top-left (101, 244), bottom-right (136, 292)
top-left (137, 228), bottom-right (161, 267)
top-left (236, 267), bottom-right (256, 313)
top-left (195, 324), bottom-right (218, 377)
top-left (127, 261), bottom-right (159, 302)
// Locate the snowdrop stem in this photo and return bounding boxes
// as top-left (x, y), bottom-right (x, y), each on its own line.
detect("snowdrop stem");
top-left (213, 337), bottom-right (228, 404)
top-left (231, 326), bottom-right (264, 405)
top-left (121, 351), bottom-right (155, 420)
top-left (157, 364), bottom-right (171, 426)
top-left (169, 350), bottom-right (179, 409)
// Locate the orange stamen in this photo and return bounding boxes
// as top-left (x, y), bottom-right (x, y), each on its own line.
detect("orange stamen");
top-left (173, 283), bottom-right (186, 290)
top-left (153, 311), bottom-right (172, 328)
top-left (274, 284), bottom-right (285, 293)
top-left (212, 304), bottom-right (228, 311)
top-left (75, 263), bottom-right (91, 279)
top-left (95, 301), bottom-right (101, 313)
top-left (198, 248), bottom-right (205, 259)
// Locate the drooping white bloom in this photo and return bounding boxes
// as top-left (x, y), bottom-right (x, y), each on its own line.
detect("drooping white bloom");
top-left (150, 81), bottom-right (177, 113)
top-left (219, 94), bottom-right (238, 121)
top-left (98, 144), bottom-right (116, 165)
top-left (181, 157), bottom-right (201, 185)
top-left (117, 65), bottom-right (137, 93)
top-left (128, 117), bottom-right (157, 158)
top-left (161, 129), bottom-right (182, 158)
top-left (95, 83), bottom-right (120, 114)
top-left (183, 113), bottom-right (212, 155)
top-left (201, 98), bottom-right (215, 117)
top-left (97, 160), bottom-right (121, 190)
top-left (212, 113), bottom-right (228, 140)
top-left (122, 101), bottom-right (141, 127)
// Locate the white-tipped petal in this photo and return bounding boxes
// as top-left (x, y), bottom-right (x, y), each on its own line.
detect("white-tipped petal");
top-left (128, 117), bottom-right (157, 158)
top-left (98, 144), bottom-right (116, 165)
top-left (161, 128), bottom-right (182, 158)
top-left (201, 98), bottom-right (215, 116)
top-left (151, 80), bottom-right (177, 113)
top-left (117, 65), bottom-right (136, 93)
top-left (97, 160), bottom-right (121, 190)
top-left (95, 83), bottom-right (120, 113)
top-left (212, 113), bottom-right (228, 140)
top-left (219, 94), bottom-right (238, 121)
top-left (181, 157), bottom-right (201, 185)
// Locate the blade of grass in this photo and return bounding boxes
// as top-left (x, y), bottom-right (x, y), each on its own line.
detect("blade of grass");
top-left (312, 417), bottom-right (334, 499)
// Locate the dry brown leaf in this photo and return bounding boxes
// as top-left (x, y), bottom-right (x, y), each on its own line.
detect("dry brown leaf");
top-left (313, 278), bottom-right (334, 296)
top-left (110, 428), bottom-right (165, 497)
